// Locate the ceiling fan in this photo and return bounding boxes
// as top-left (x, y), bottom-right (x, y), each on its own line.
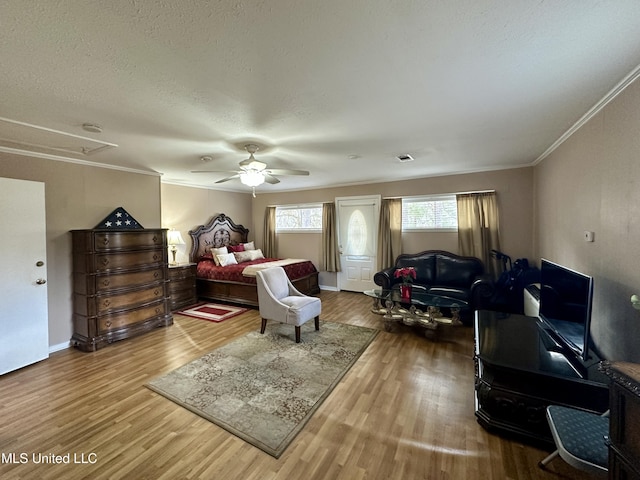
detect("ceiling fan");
top-left (192, 144), bottom-right (309, 196)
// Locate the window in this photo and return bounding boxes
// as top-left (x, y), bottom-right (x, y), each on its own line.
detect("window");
top-left (275, 204), bottom-right (322, 232)
top-left (402, 195), bottom-right (458, 231)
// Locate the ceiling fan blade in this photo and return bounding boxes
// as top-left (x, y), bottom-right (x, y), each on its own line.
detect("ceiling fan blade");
top-left (191, 170), bottom-right (239, 174)
top-left (263, 174), bottom-right (281, 184)
top-left (265, 168), bottom-right (309, 176)
top-left (215, 174), bottom-right (240, 183)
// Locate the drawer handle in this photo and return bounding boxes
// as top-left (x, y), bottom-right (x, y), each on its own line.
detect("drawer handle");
top-left (102, 279), bottom-right (110, 287)
top-left (103, 300), bottom-right (111, 307)
top-left (153, 254), bottom-right (160, 261)
top-left (155, 307), bottom-right (161, 314)
top-left (152, 235), bottom-right (158, 243)
top-left (101, 237), bottom-right (110, 246)
top-left (154, 272), bottom-right (159, 278)
top-left (154, 289), bottom-right (160, 296)
top-left (105, 320), bottom-right (112, 328)
top-left (100, 258), bottom-right (110, 267)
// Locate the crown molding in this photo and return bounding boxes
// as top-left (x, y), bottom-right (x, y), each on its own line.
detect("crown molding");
top-left (534, 63), bottom-right (640, 164)
top-left (0, 146), bottom-right (161, 177)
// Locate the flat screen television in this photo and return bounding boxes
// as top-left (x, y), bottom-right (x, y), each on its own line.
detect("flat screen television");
top-left (538, 259), bottom-right (594, 362)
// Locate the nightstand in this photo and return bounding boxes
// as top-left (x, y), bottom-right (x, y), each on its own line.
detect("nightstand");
top-left (168, 263), bottom-right (198, 311)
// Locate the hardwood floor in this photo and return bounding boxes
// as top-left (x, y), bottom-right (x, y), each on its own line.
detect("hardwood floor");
top-left (0, 291), bottom-right (601, 480)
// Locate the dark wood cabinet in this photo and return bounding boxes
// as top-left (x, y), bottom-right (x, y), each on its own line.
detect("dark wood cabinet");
top-left (168, 263), bottom-right (198, 311)
top-left (70, 229), bottom-right (173, 351)
top-left (474, 310), bottom-right (609, 445)
top-left (602, 362), bottom-right (640, 480)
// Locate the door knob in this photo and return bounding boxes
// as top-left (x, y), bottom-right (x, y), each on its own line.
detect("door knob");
top-left (36, 278), bottom-right (47, 285)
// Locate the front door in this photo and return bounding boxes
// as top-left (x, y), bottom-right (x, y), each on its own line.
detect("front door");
top-left (336, 195), bottom-right (380, 292)
top-left (0, 177), bottom-right (49, 375)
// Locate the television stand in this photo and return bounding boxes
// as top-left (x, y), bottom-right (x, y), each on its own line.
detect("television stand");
top-left (474, 310), bottom-right (609, 445)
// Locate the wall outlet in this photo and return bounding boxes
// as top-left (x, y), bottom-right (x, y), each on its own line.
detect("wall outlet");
top-left (584, 231), bottom-right (595, 242)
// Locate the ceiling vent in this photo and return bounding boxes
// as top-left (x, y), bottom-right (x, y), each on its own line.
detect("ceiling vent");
top-left (396, 153), bottom-right (414, 163)
top-left (0, 117), bottom-right (117, 157)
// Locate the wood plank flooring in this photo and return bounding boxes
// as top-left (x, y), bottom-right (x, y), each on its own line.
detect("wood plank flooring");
top-left (0, 291), bottom-right (601, 479)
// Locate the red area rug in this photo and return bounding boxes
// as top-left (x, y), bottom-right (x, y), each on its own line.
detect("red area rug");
top-left (177, 303), bottom-right (248, 323)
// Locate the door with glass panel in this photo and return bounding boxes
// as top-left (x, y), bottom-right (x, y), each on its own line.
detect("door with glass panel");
top-left (336, 195), bottom-right (380, 292)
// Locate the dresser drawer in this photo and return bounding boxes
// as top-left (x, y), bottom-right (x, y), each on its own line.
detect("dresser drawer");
top-left (170, 287), bottom-right (197, 303)
top-left (75, 267), bottom-right (165, 294)
top-left (168, 276), bottom-right (196, 293)
top-left (89, 249), bottom-right (165, 272)
top-left (98, 301), bottom-right (169, 333)
top-left (168, 264), bottom-right (196, 281)
top-left (93, 231), bottom-right (165, 250)
top-left (75, 283), bottom-right (168, 316)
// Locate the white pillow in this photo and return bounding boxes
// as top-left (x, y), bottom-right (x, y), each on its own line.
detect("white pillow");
top-left (233, 251), bottom-right (254, 263)
top-left (210, 246), bottom-right (228, 266)
top-left (216, 252), bottom-right (238, 267)
top-left (248, 248), bottom-right (265, 261)
top-left (242, 241), bottom-right (255, 251)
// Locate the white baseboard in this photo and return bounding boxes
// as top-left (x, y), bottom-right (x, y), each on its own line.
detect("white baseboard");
top-left (49, 341), bottom-right (71, 353)
top-left (319, 285), bottom-right (339, 292)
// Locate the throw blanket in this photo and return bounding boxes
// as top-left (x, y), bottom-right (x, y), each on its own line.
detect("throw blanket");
top-left (242, 259), bottom-right (308, 277)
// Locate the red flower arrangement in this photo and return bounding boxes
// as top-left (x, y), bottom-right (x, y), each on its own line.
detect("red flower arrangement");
top-left (394, 266), bottom-right (416, 285)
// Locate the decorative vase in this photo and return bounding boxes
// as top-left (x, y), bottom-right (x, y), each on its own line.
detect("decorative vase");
top-left (400, 284), bottom-right (412, 301)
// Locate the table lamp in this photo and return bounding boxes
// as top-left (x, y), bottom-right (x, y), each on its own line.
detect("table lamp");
top-left (167, 229), bottom-right (185, 265)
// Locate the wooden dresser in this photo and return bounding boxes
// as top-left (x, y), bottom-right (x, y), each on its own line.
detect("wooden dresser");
top-left (168, 263), bottom-right (198, 311)
top-left (71, 229), bottom-right (173, 351)
top-left (602, 361), bottom-right (640, 480)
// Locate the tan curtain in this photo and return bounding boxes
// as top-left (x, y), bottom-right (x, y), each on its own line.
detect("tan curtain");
top-left (377, 198), bottom-right (402, 269)
top-left (263, 206), bottom-right (278, 258)
top-left (320, 202), bottom-right (340, 272)
top-left (456, 192), bottom-right (501, 278)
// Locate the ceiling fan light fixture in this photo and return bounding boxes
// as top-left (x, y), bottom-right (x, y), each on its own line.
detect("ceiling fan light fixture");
top-left (240, 170), bottom-right (265, 187)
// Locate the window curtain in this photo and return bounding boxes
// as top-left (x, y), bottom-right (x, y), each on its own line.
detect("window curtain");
top-left (456, 192), bottom-right (501, 278)
top-left (320, 202), bottom-right (340, 272)
top-left (377, 198), bottom-right (402, 269)
top-left (263, 206), bottom-right (278, 258)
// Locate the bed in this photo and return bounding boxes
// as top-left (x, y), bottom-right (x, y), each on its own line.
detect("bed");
top-left (189, 213), bottom-right (320, 307)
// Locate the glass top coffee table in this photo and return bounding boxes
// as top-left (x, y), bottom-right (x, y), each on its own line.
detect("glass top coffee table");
top-left (363, 285), bottom-right (468, 334)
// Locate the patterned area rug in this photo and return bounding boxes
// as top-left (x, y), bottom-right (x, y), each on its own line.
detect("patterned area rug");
top-left (177, 303), bottom-right (247, 322)
top-left (146, 321), bottom-right (378, 458)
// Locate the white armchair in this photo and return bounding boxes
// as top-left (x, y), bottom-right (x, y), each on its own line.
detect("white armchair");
top-left (256, 266), bottom-right (321, 343)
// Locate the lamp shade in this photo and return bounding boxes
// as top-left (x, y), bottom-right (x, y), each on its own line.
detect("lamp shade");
top-left (167, 229), bottom-right (185, 245)
top-left (240, 170), bottom-right (265, 187)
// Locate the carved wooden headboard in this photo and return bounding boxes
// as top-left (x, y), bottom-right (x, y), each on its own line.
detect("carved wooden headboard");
top-left (189, 214), bottom-right (250, 262)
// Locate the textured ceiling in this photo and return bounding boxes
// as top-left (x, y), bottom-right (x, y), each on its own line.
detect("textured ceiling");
top-left (1, 1), bottom-right (640, 193)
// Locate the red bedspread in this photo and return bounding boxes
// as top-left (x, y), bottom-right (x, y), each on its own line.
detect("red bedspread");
top-left (197, 257), bottom-right (317, 285)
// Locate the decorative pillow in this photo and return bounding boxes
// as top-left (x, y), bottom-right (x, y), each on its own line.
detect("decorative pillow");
top-left (248, 248), bottom-right (265, 261)
top-left (228, 244), bottom-right (245, 253)
top-left (210, 246), bottom-right (228, 266)
top-left (216, 252), bottom-right (238, 267)
top-left (233, 251), bottom-right (254, 263)
top-left (242, 241), bottom-right (255, 251)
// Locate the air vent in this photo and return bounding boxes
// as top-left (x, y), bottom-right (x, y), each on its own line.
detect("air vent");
top-left (396, 154), bottom-right (414, 163)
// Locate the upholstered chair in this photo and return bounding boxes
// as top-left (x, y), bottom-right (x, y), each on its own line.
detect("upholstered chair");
top-left (256, 266), bottom-right (321, 343)
top-left (538, 405), bottom-right (609, 475)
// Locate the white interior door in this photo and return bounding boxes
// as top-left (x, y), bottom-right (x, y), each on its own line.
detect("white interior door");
top-left (336, 195), bottom-right (380, 292)
top-left (0, 177), bottom-right (49, 375)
